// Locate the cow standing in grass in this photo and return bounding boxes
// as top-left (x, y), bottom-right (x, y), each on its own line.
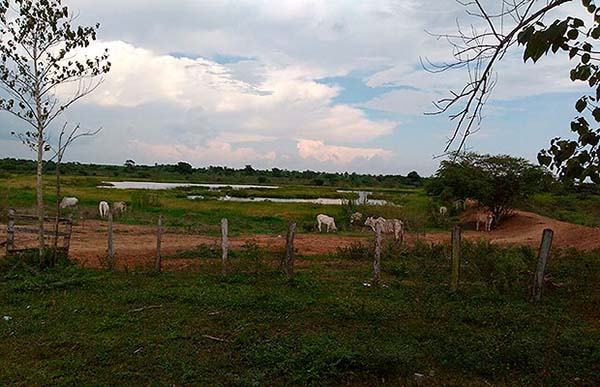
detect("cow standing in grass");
top-left (60, 197), bottom-right (78, 209)
top-left (365, 216), bottom-right (404, 242)
top-left (99, 201), bottom-right (109, 218)
top-left (317, 214), bottom-right (337, 232)
top-left (112, 202), bottom-right (127, 216)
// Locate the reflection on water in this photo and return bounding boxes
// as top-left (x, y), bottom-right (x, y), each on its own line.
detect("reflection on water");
top-left (100, 181), bottom-right (279, 190)
top-left (187, 195), bottom-right (391, 206)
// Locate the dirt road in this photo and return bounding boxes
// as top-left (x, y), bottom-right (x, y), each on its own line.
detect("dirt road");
top-left (2, 210), bottom-right (599, 270)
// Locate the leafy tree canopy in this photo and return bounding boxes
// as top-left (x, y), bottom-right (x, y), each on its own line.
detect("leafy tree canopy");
top-left (426, 153), bottom-right (549, 222)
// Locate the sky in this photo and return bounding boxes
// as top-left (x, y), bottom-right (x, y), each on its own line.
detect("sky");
top-left (0, 0), bottom-right (590, 176)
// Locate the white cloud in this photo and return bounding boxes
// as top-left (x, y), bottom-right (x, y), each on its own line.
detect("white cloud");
top-left (130, 139), bottom-right (276, 166)
top-left (297, 139), bottom-right (392, 164)
top-left (360, 89), bottom-right (433, 115)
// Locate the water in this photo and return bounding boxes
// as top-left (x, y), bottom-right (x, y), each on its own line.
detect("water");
top-left (336, 190), bottom-right (373, 204)
top-left (100, 181), bottom-right (279, 190)
top-left (188, 195), bottom-right (391, 206)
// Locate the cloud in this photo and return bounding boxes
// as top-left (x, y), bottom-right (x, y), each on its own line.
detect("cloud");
top-left (130, 139), bottom-right (276, 166)
top-left (359, 89), bottom-right (434, 115)
top-left (296, 139), bottom-right (392, 164)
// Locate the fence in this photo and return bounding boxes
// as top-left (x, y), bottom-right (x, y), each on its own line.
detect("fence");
top-left (5, 209), bottom-right (73, 256)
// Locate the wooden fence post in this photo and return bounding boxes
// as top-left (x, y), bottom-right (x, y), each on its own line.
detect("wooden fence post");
top-left (221, 218), bottom-right (228, 275)
top-left (155, 215), bottom-right (162, 273)
top-left (451, 226), bottom-right (462, 292)
top-left (372, 224), bottom-right (382, 284)
top-left (532, 228), bottom-right (554, 303)
top-left (63, 216), bottom-right (73, 253)
top-left (6, 209), bottom-right (15, 253)
top-left (284, 221), bottom-right (296, 279)
top-left (107, 211), bottom-right (114, 271)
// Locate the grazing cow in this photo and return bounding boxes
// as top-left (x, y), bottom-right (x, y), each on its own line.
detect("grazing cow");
top-left (60, 197), bottom-right (78, 209)
top-left (364, 216), bottom-right (404, 242)
top-left (98, 201), bottom-right (109, 218)
top-left (317, 214), bottom-right (337, 232)
top-left (439, 206), bottom-right (448, 216)
top-left (476, 212), bottom-right (493, 232)
top-left (112, 201), bottom-right (127, 216)
top-left (350, 212), bottom-right (363, 224)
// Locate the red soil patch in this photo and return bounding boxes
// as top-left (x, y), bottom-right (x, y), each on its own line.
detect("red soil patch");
top-left (1, 210), bottom-right (599, 270)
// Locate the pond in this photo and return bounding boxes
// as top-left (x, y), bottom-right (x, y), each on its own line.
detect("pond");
top-left (100, 181), bottom-right (279, 190)
top-left (187, 195), bottom-right (391, 206)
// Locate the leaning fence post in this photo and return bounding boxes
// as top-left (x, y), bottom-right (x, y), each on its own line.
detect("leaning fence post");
top-left (451, 226), bottom-right (462, 292)
top-left (372, 224), bottom-right (382, 284)
top-left (107, 211), bottom-right (114, 271)
top-left (221, 218), bottom-right (228, 275)
top-left (6, 209), bottom-right (15, 253)
top-left (155, 215), bottom-right (163, 273)
top-left (284, 221), bottom-right (297, 279)
top-left (532, 228), bottom-right (554, 303)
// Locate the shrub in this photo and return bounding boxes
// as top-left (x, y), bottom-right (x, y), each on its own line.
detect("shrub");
top-left (336, 242), bottom-right (373, 261)
top-left (131, 191), bottom-right (161, 210)
top-left (463, 241), bottom-right (533, 295)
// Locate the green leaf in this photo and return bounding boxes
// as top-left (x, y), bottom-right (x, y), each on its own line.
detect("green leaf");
top-left (576, 97), bottom-right (588, 112)
top-left (582, 53), bottom-right (591, 64)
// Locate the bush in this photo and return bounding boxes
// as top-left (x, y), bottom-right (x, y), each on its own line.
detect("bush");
top-left (131, 191), bottom-right (161, 210)
top-left (239, 241), bottom-right (265, 273)
top-left (463, 241), bottom-right (533, 295)
top-left (335, 242), bottom-right (373, 261)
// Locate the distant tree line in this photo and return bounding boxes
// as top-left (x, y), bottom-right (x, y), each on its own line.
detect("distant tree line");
top-left (0, 158), bottom-right (424, 188)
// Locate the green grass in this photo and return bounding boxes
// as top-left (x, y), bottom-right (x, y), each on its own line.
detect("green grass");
top-left (525, 192), bottom-right (600, 227)
top-left (0, 174), bottom-right (439, 236)
top-left (0, 242), bottom-right (598, 386)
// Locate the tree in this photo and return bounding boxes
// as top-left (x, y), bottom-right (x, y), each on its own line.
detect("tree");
top-left (48, 123), bottom-right (99, 265)
top-left (176, 161), bottom-right (193, 175)
top-left (406, 171), bottom-right (422, 186)
top-left (426, 153), bottom-right (547, 223)
top-left (124, 159), bottom-right (136, 169)
top-left (0, 0), bottom-right (110, 262)
top-left (427, 0), bottom-right (600, 182)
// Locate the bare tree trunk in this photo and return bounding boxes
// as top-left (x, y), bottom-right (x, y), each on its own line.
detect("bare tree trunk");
top-left (36, 128), bottom-right (45, 265)
top-left (53, 156), bottom-right (62, 266)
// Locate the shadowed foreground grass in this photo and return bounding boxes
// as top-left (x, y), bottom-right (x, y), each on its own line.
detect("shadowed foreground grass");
top-left (0, 242), bottom-right (599, 386)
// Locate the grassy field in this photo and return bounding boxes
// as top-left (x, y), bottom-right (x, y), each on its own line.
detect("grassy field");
top-left (1, 242), bottom-right (598, 386)
top-left (0, 174), bottom-right (440, 235)
top-left (525, 192), bottom-right (600, 228)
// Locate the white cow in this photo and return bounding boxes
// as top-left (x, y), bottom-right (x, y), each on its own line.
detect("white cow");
top-left (476, 212), bottom-right (493, 232)
top-left (60, 197), bottom-right (78, 209)
top-left (98, 201), bottom-right (109, 218)
top-left (439, 206), bottom-right (448, 216)
top-left (364, 216), bottom-right (405, 242)
top-left (317, 214), bottom-right (337, 232)
top-left (350, 212), bottom-right (363, 224)
top-left (112, 201), bottom-right (127, 215)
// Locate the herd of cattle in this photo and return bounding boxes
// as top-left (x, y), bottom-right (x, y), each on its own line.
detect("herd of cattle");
top-left (315, 201), bottom-right (494, 239)
top-left (59, 195), bottom-right (494, 236)
top-left (59, 197), bottom-right (128, 218)
top-left (317, 212), bottom-right (405, 241)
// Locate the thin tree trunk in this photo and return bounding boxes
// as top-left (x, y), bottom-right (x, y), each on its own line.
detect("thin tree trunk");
top-left (36, 128), bottom-right (45, 265)
top-left (33, 35), bottom-right (45, 266)
top-left (53, 156), bottom-right (61, 266)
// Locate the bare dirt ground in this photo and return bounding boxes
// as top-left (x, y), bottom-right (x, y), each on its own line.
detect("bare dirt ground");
top-left (1, 210), bottom-right (599, 270)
